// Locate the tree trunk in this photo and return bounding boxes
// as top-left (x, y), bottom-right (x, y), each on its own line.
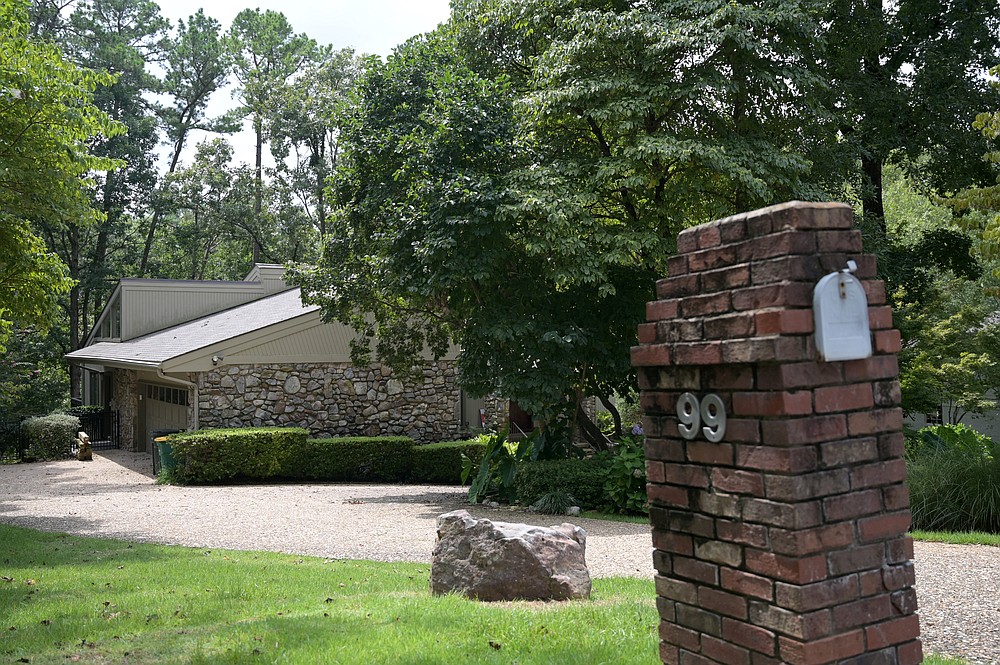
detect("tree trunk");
top-left (861, 154), bottom-right (886, 233)
top-left (253, 118), bottom-right (263, 263)
top-left (68, 226), bottom-right (81, 403)
top-left (139, 135), bottom-right (187, 275)
top-left (598, 394), bottom-right (623, 439)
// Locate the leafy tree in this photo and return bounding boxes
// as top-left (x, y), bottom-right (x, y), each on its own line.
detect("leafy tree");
top-left (139, 9), bottom-right (237, 275)
top-left (0, 0), bottom-right (121, 353)
top-left (0, 326), bottom-right (70, 417)
top-left (823, 0), bottom-right (1000, 229)
top-left (158, 139), bottom-right (258, 280)
top-left (227, 8), bottom-right (315, 262)
top-left (293, 1), bottom-right (834, 449)
top-left (33, 0), bottom-right (167, 399)
top-left (267, 46), bottom-right (363, 237)
top-left (877, 167), bottom-right (1000, 423)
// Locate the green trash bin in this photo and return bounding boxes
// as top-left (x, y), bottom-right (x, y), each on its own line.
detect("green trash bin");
top-left (151, 429), bottom-right (182, 476)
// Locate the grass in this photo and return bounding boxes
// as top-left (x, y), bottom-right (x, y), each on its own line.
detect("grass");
top-left (579, 510), bottom-right (649, 524)
top-left (910, 530), bottom-right (1000, 546)
top-left (0, 524), bottom-right (658, 665)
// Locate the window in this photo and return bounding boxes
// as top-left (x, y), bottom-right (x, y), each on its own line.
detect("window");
top-left (87, 370), bottom-right (104, 406)
top-left (97, 300), bottom-right (121, 339)
top-left (145, 384), bottom-right (189, 406)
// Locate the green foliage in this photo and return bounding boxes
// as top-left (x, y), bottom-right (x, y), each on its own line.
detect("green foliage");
top-left (464, 431), bottom-right (533, 504)
top-left (23, 413), bottom-right (79, 461)
top-left (872, 168), bottom-right (1000, 421)
top-left (602, 437), bottom-right (649, 515)
top-left (513, 456), bottom-right (612, 511)
top-left (0, 326), bottom-right (69, 417)
top-left (283, 437), bottom-right (414, 483)
top-left (166, 427), bottom-right (309, 484)
top-left (911, 424), bottom-right (999, 459)
top-left (165, 431), bottom-right (484, 486)
top-left (410, 440), bottom-right (487, 484)
top-left (907, 424), bottom-right (1000, 533)
top-left (0, 0), bottom-right (122, 351)
top-left (294, 0), bottom-right (832, 430)
top-left (824, 0), bottom-right (1000, 225)
top-left (529, 491), bottom-right (578, 515)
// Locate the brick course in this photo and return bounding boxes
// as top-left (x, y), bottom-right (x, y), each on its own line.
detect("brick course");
top-left (634, 202), bottom-right (919, 664)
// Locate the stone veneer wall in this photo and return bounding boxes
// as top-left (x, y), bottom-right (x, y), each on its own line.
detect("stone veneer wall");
top-left (197, 361), bottom-right (463, 443)
top-left (110, 368), bottom-right (139, 451)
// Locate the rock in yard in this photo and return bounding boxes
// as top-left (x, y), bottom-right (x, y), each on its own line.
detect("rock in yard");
top-left (430, 509), bottom-right (591, 601)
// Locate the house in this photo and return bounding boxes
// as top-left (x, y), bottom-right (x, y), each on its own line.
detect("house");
top-left (66, 265), bottom-right (499, 451)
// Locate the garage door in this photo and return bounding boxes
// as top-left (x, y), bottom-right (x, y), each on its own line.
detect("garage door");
top-left (139, 383), bottom-right (189, 452)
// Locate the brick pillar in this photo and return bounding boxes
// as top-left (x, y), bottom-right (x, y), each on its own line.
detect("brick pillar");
top-left (632, 202), bottom-right (921, 665)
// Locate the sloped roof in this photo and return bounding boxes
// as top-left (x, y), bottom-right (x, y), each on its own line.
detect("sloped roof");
top-left (67, 288), bottom-right (319, 368)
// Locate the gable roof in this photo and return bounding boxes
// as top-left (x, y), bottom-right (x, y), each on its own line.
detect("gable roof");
top-left (85, 264), bottom-right (292, 345)
top-left (67, 288), bottom-right (319, 369)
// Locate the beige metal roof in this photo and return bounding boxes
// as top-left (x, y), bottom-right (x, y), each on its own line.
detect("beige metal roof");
top-left (67, 288), bottom-right (319, 368)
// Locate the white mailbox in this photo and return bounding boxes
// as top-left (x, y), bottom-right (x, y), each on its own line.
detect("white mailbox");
top-left (813, 261), bottom-right (872, 362)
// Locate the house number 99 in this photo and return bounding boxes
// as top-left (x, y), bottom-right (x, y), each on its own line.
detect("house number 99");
top-left (676, 393), bottom-right (727, 443)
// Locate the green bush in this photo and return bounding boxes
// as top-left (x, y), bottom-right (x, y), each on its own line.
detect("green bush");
top-left (514, 456), bottom-right (612, 510)
top-left (603, 436), bottom-right (648, 515)
top-left (167, 427), bottom-right (309, 484)
top-left (23, 413), bottom-right (79, 461)
top-left (907, 424), bottom-right (1000, 532)
top-left (410, 440), bottom-right (487, 484)
top-left (284, 437), bottom-right (414, 482)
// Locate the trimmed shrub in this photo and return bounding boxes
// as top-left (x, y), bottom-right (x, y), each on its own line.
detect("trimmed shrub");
top-left (907, 424), bottom-right (1000, 532)
top-left (167, 427), bottom-right (309, 484)
top-left (514, 456), bottom-right (613, 510)
top-left (24, 414), bottom-right (79, 461)
top-left (283, 437), bottom-right (414, 482)
top-left (410, 440), bottom-right (487, 484)
top-left (603, 437), bottom-right (648, 515)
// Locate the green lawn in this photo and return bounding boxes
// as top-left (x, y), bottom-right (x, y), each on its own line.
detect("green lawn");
top-left (1, 523), bottom-right (982, 664)
top-left (911, 530), bottom-right (1000, 547)
top-left (0, 524), bottom-right (658, 664)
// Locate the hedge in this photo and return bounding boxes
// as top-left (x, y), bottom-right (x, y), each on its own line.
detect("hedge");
top-left (410, 440), bottom-right (487, 484)
top-left (283, 437), bottom-right (414, 482)
top-left (514, 456), bottom-right (613, 510)
top-left (166, 427), bottom-right (309, 483)
top-left (162, 427), bottom-right (486, 485)
top-left (24, 414), bottom-right (80, 461)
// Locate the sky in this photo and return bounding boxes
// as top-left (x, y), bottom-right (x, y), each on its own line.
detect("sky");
top-left (154, 0), bottom-right (453, 168)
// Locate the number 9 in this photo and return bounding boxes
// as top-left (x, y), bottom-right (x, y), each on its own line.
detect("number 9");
top-left (700, 394), bottom-right (726, 443)
top-left (677, 392), bottom-right (700, 440)
top-left (676, 393), bottom-right (727, 442)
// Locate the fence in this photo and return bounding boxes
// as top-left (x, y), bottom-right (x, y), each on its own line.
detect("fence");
top-left (0, 418), bottom-right (29, 462)
top-left (76, 409), bottom-right (120, 450)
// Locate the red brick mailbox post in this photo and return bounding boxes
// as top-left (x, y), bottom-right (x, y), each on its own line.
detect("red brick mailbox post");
top-left (632, 202), bottom-right (921, 665)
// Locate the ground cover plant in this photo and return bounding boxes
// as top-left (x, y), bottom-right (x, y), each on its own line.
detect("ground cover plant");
top-left (905, 424), bottom-right (1000, 532)
top-left (0, 525), bottom-right (657, 665)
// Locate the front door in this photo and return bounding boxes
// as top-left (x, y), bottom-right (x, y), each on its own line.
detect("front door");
top-left (138, 383), bottom-right (189, 452)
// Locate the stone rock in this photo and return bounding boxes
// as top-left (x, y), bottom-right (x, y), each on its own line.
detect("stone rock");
top-left (430, 510), bottom-right (591, 601)
top-left (387, 379), bottom-right (404, 395)
top-left (284, 375), bottom-right (301, 394)
top-left (566, 506), bottom-right (581, 517)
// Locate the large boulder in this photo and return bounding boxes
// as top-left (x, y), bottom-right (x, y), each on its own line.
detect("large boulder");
top-left (430, 509), bottom-right (591, 601)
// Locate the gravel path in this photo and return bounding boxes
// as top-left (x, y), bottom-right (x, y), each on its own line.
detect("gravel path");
top-left (1, 451), bottom-right (997, 663)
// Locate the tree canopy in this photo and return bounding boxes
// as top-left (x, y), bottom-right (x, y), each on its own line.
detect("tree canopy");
top-left (292, 0), bottom-right (837, 444)
top-left (0, 0), bottom-right (121, 352)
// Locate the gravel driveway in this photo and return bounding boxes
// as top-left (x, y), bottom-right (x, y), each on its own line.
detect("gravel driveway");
top-left (1, 451), bottom-right (997, 664)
